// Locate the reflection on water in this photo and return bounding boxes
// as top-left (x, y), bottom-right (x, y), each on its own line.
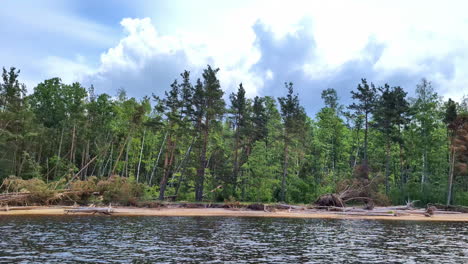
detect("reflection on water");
top-left (0, 216), bottom-right (467, 263)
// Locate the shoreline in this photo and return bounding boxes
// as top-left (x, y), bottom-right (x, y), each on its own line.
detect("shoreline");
top-left (1, 206), bottom-right (468, 222)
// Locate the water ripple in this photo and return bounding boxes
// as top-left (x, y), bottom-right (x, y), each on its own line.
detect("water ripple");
top-left (0, 216), bottom-right (466, 263)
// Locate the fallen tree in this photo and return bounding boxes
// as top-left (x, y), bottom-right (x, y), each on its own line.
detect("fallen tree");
top-left (314, 178), bottom-right (377, 208)
top-left (0, 192), bottom-right (32, 205)
top-left (427, 203), bottom-right (468, 213)
top-left (65, 207), bottom-right (114, 215)
top-left (0, 176), bottom-right (144, 206)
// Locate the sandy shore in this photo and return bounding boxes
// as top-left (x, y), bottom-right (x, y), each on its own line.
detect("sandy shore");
top-left (1, 206), bottom-right (468, 222)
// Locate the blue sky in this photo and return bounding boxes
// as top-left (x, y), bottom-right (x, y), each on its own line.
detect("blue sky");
top-left (1, 0), bottom-right (467, 114)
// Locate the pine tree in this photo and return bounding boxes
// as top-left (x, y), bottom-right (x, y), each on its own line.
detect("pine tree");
top-left (316, 88), bottom-right (348, 179)
top-left (278, 82), bottom-right (306, 202)
top-left (348, 79), bottom-right (377, 173)
top-left (195, 66), bottom-right (225, 201)
top-left (229, 83), bottom-right (247, 195)
top-left (321, 88), bottom-right (340, 112)
top-left (159, 79), bottom-right (182, 200)
top-left (252, 96), bottom-right (268, 142)
top-left (444, 98), bottom-right (458, 205)
top-left (373, 84), bottom-right (409, 194)
top-left (0, 67), bottom-right (29, 178)
top-left (1, 67), bottom-right (26, 112)
top-left (447, 114), bottom-right (468, 205)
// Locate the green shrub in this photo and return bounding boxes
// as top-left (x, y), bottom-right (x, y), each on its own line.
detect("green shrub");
top-left (68, 176), bottom-right (98, 204)
top-left (1, 176), bottom-right (55, 204)
top-left (97, 175), bottom-right (145, 205)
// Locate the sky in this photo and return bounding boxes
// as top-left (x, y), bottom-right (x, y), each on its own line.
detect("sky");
top-left (1, 0), bottom-right (467, 114)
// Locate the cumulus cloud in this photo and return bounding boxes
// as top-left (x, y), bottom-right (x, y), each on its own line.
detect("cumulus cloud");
top-left (7, 1), bottom-right (466, 113)
top-left (79, 14), bottom-right (467, 113)
top-left (82, 17), bottom-right (263, 98)
top-left (83, 18), bottom-right (192, 96)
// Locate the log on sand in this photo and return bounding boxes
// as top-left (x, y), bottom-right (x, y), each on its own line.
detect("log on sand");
top-left (0, 206), bottom-right (40, 211)
top-left (337, 212), bottom-right (399, 217)
top-left (65, 207), bottom-right (114, 215)
top-left (271, 204), bottom-right (306, 210)
top-left (314, 194), bottom-right (345, 207)
top-left (428, 203), bottom-right (468, 213)
top-left (0, 192), bottom-right (31, 204)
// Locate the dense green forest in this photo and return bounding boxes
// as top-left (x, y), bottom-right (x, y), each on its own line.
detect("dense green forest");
top-left (1, 65), bottom-right (467, 205)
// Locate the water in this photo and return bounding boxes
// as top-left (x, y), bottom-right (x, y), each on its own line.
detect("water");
top-left (0, 216), bottom-right (467, 263)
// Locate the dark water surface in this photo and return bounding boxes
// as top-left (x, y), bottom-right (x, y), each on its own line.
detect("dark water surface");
top-left (0, 216), bottom-right (467, 263)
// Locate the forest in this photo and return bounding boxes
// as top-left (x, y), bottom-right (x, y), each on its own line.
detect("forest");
top-left (1, 65), bottom-right (467, 206)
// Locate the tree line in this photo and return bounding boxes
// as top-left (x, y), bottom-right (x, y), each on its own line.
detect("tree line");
top-left (1, 65), bottom-right (467, 205)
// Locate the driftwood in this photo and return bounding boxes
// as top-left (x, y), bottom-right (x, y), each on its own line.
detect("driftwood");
top-left (338, 212), bottom-right (398, 217)
top-left (247, 203), bottom-right (265, 211)
top-left (384, 200), bottom-right (419, 211)
top-left (314, 194), bottom-right (345, 207)
top-left (424, 206), bottom-right (437, 217)
top-left (312, 205), bottom-right (347, 211)
top-left (430, 210), bottom-right (462, 214)
top-left (0, 206), bottom-right (40, 211)
top-left (427, 203), bottom-right (468, 213)
top-left (385, 206), bottom-right (414, 210)
top-left (271, 204), bottom-right (306, 210)
top-left (314, 178), bottom-right (377, 208)
top-left (65, 207), bottom-right (114, 215)
top-left (0, 192), bottom-right (31, 205)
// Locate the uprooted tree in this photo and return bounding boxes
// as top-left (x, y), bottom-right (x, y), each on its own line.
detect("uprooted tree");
top-left (314, 169), bottom-right (383, 208)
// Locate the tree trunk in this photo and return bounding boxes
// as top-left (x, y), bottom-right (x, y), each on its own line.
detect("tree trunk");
top-left (111, 136), bottom-right (129, 176)
top-left (195, 121), bottom-right (209, 202)
top-left (124, 136), bottom-right (131, 177)
top-left (159, 134), bottom-right (177, 200)
top-left (84, 139), bottom-right (90, 178)
top-left (421, 127), bottom-right (428, 192)
top-left (240, 170), bottom-right (246, 201)
top-left (45, 157), bottom-right (49, 183)
top-left (421, 147), bottom-right (427, 192)
top-left (447, 146), bottom-right (456, 205)
top-left (232, 127), bottom-right (240, 194)
top-left (353, 125), bottom-right (361, 169)
top-left (385, 139), bottom-right (391, 194)
top-left (149, 131), bottom-right (167, 186)
top-left (280, 141), bottom-right (289, 202)
top-left (399, 142), bottom-right (405, 187)
top-left (54, 126), bottom-right (65, 179)
top-left (364, 112), bottom-right (368, 164)
top-left (136, 129), bottom-right (146, 183)
top-left (70, 124), bottom-right (76, 163)
top-left (104, 144), bottom-right (113, 177)
top-left (80, 143), bottom-right (85, 179)
top-left (174, 136), bottom-right (196, 197)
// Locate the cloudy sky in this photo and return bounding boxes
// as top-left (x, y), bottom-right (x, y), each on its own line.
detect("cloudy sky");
top-left (1, 0), bottom-right (467, 113)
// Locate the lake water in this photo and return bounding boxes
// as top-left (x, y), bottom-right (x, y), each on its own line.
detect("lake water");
top-left (0, 216), bottom-right (467, 263)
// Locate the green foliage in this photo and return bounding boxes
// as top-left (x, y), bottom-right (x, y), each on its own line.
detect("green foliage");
top-left (97, 176), bottom-right (145, 205)
top-left (1, 65), bottom-right (467, 206)
top-left (1, 176), bottom-right (55, 204)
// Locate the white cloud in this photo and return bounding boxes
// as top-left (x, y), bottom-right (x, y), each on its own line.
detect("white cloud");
top-left (83, 17), bottom-right (265, 97)
top-left (42, 56), bottom-right (95, 84)
top-left (98, 18), bottom-right (183, 72)
top-left (0, 1), bottom-right (116, 47)
top-left (12, 0), bottom-right (467, 104)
